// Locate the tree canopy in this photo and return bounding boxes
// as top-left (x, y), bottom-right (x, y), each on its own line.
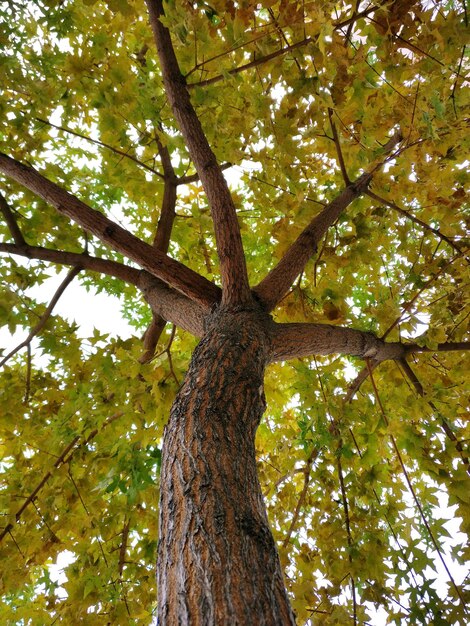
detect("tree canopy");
top-left (0, 0), bottom-right (469, 624)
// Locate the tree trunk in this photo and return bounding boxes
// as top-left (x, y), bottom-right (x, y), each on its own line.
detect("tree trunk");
top-left (157, 306), bottom-right (296, 625)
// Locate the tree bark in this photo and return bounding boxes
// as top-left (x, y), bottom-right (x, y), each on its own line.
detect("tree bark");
top-left (157, 305), bottom-right (295, 625)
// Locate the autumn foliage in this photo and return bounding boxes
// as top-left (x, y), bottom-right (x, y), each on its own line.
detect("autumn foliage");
top-left (0, 0), bottom-right (469, 624)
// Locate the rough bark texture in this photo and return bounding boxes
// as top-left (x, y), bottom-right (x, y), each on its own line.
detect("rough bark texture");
top-left (158, 305), bottom-right (295, 626)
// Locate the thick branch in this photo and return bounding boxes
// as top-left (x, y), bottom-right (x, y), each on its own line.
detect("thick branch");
top-left (145, 0), bottom-right (251, 306)
top-left (140, 314), bottom-right (167, 363)
top-left (255, 131), bottom-right (403, 311)
top-left (0, 242), bottom-right (207, 337)
top-left (255, 173), bottom-right (372, 311)
top-left (36, 115), bottom-right (233, 188)
top-left (269, 323), bottom-right (470, 363)
top-left (138, 273), bottom-right (206, 337)
top-left (0, 152), bottom-right (220, 307)
top-left (140, 135), bottom-right (178, 362)
top-left (153, 135), bottom-right (177, 251)
top-left (269, 323), bottom-right (406, 363)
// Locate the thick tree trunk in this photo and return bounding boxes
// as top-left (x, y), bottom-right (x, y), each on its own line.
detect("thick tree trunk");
top-left (157, 306), bottom-right (296, 625)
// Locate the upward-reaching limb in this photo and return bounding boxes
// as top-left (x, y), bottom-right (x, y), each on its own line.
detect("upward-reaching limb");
top-left (145, 0), bottom-right (252, 307)
top-left (140, 133), bottom-right (178, 363)
top-left (254, 173), bottom-right (372, 311)
top-left (254, 131), bottom-right (403, 312)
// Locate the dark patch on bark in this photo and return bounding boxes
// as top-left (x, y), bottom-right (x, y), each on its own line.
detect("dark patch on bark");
top-left (239, 512), bottom-right (276, 551)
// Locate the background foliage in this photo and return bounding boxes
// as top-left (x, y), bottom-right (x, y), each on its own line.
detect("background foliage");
top-left (0, 0), bottom-right (469, 623)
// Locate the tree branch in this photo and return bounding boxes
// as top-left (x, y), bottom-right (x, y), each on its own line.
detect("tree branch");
top-left (36, 115), bottom-right (234, 187)
top-left (179, 162), bottom-right (233, 185)
top-left (0, 242), bottom-right (207, 337)
top-left (366, 362), bottom-right (467, 610)
top-left (255, 173), bottom-right (373, 311)
top-left (0, 412), bottom-right (123, 543)
top-left (328, 108), bottom-right (350, 185)
top-left (0, 266), bottom-right (81, 368)
top-left (138, 273), bottom-right (206, 337)
top-left (282, 448), bottom-right (317, 548)
top-left (269, 322), bottom-right (470, 364)
top-left (118, 518), bottom-right (131, 578)
top-left (365, 190), bottom-right (466, 257)
top-left (254, 131), bottom-right (403, 311)
top-left (0, 266), bottom-right (82, 367)
top-left (398, 358), bottom-right (470, 474)
top-left (0, 192), bottom-right (26, 245)
top-left (269, 323), bottom-right (406, 363)
top-left (145, 0), bottom-right (251, 306)
top-left (188, 37), bottom-right (314, 89)
top-left (0, 241), bottom-right (143, 285)
top-left (186, 5), bottom-right (383, 90)
top-left (405, 341), bottom-right (470, 354)
top-left (152, 134), bottom-right (178, 251)
top-left (0, 152), bottom-right (220, 307)
top-left (141, 133), bottom-right (177, 362)
top-left (35, 117), bottom-right (165, 180)
top-left (140, 314), bottom-right (167, 363)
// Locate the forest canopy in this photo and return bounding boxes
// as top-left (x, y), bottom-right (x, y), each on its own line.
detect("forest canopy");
top-left (0, 0), bottom-right (469, 624)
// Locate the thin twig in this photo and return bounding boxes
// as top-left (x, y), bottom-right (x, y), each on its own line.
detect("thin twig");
top-left (118, 519), bottom-right (131, 578)
top-left (328, 109), bottom-right (350, 185)
top-left (282, 447), bottom-right (318, 548)
top-left (189, 37), bottom-right (314, 88)
top-left (35, 117), bottom-right (165, 179)
top-left (349, 428), bottom-right (422, 592)
top-left (337, 453), bottom-right (357, 625)
top-left (366, 360), bottom-right (467, 611)
top-left (366, 190), bottom-right (466, 257)
top-left (23, 343), bottom-right (32, 403)
top-left (450, 46), bottom-right (467, 117)
top-left (0, 412), bottom-right (123, 543)
top-left (397, 359), bottom-right (470, 474)
top-left (0, 192), bottom-right (26, 245)
top-left (0, 266), bottom-right (81, 368)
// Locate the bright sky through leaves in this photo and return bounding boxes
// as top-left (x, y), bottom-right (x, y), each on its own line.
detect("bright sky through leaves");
top-left (0, 0), bottom-right (469, 623)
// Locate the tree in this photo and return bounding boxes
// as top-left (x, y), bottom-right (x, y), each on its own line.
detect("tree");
top-left (0, 0), bottom-right (468, 623)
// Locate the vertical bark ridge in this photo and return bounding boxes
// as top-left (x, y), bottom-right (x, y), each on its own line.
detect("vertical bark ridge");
top-left (158, 307), bottom-right (295, 625)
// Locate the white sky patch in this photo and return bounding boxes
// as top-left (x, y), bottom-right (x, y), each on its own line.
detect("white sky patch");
top-left (0, 270), bottom-right (135, 359)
